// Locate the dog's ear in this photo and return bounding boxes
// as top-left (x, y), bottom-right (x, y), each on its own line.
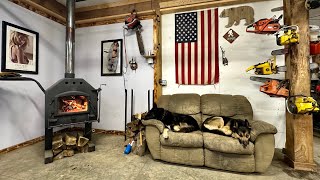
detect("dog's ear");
top-left (245, 119), bottom-right (251, 129)
top-left (153, 103), bottom-right (157, 109)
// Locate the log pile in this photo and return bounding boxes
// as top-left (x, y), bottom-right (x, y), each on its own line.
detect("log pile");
top-left (125, 114), bottom-right (147, 156)
top-left (52, 131), bottom-right (89, 160)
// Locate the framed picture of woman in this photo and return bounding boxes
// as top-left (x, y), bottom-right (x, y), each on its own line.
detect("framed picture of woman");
top-left (101, 39), bottom-right (123, 76)
top-left (1, 21), bottom-right (39, 74)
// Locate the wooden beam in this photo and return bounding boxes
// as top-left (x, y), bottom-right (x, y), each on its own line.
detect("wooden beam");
top-left (76, 1), bottom-right (153, 22)
top-left (283, 0), bottom-right (316, 171)
top-left (76, 14), bottom-right (155, 28)
top-left (76, 11), bottom-right (155, 28)
top-left (10, 0), bottom-right (66, 24)
top-left (153, 14), bottom-right (162, 103)
top-left (159, 0), bottom-right (270, 14)
top-left (76, 0), bottom-right (151, 13)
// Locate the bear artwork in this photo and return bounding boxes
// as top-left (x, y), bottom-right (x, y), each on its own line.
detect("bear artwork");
top-left (220, 6), bottom-right (254, 28)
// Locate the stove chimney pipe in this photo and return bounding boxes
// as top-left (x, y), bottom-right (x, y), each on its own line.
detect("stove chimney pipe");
top-left (65, 0), bottom-right (75, 78)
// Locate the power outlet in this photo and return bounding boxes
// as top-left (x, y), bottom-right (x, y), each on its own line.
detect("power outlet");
top-left (159, 79), bottom-right (167, 86)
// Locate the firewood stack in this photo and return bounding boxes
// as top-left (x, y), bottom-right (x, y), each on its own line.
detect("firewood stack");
top-left (52, 132), bottom-right (89, 161)
top-left (125, 113), bottom-right (147, 156)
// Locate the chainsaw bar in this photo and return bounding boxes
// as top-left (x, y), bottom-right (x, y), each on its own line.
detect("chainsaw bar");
top-left (136, 29), bottom-right (145, 55)
top-left (271, 6), bottom-right (283, 12)
top-left (271, 48), bottom-right (289, 56)
top-left (274, 63), bottom-right (318, 72)
top-left (250, 76), bottom-right (282, 83)
top-left (277, 66), bottom-right (287, 72)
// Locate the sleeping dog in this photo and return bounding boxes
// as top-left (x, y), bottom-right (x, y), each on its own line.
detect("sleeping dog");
top-left (143, 104), bottom-right (200, 138)
top-left (202, 116), bottom-right (252, 148)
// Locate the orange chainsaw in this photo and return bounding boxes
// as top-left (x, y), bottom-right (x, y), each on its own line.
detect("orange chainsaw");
top-left (250, 76), bottom-right (289, 97)
top-left (246, 15), bottom-right (282, 34)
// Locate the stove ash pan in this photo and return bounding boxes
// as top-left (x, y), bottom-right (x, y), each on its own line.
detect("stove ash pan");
top-left (45, 78), bottom-right (99, 128)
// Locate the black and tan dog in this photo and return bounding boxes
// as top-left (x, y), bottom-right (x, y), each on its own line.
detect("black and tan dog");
top-left (202, 116), bottom-right (252, 148)
top-left (143, 104), bottom-right (200, 138)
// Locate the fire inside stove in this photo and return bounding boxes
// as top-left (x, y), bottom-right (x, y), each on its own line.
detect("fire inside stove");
top-left (58, 95), bottom-right (88, 114)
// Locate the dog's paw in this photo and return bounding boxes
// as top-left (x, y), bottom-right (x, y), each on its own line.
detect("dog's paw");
top-left (173, 125), bottom-right (181, 132)
top-left (231, 132), bottom-right (240, 139)
top-left (224, 129), bottom-right (232, 135)
top-left (162, 128), bottom-right (169, 139)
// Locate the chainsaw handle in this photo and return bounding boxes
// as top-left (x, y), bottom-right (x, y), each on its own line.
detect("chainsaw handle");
top-left (246, 65), bottom-right (256, 72)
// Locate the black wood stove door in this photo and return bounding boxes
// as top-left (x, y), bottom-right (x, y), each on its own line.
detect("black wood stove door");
top-left (45, 78), bottom-right (98, 129)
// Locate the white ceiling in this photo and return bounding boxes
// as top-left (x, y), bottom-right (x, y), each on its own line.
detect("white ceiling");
top-left (56, 0), bottom-right (122, 8)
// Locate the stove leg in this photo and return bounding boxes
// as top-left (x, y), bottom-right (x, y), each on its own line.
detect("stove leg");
top-left (84, 122), bottom-right (92, 140)
top-left (84, 122), bottom-right (95, 152)
top-left (44, 128), bottom-right (53, 164)
top-left (45, 128), bottom-right (53, 150)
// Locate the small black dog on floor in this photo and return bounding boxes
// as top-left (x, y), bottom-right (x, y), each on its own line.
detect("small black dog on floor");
top-left (202, 116), bottom-right (252, 148)
top-left (143, 104), bottom-right (200, 138)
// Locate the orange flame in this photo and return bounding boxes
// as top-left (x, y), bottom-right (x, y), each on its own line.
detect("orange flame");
top-left (59, 95), bottom-right (88, 113)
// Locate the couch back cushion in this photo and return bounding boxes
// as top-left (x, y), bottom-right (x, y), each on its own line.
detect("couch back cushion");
top-left (201, 94), bottom-right (253, 123)
top-left (158, 94), bottom-right (202, 126)
top-left (157, 95), bottom-right (171, 109)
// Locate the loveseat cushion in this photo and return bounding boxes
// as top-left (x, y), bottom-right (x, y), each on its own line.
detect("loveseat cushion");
top-left (157, 95), bottom-right (171, 109)
top-left (203, 133), bottom-right (254, 155)
top-left (250, 120), bottom-right (277, 142)
top-left (201, 94), bottom-right (253, 121)
top-left (168, 94), bottom-right (200, 115)
top-left (160, 131), bottom-right (203, 148)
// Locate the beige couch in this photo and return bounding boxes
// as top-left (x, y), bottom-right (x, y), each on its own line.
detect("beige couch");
top-left (142, 94), bottom-right (277, 173)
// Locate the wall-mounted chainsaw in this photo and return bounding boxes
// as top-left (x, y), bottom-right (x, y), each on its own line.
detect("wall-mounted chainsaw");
top-left (246, 56), bottom-right (285, 75)
top-left (286, 95), bottom-right (319, 114)
top-left (250, 76), bottom-right (289, 97)
top-left (124, 10), bottom-right (145, 55)
top-left (275, 26), bottom-right (299, 46)
top-left (246, 15), bottom-right (282, 34)
top-left (306, 0), bottom-right (320, 9)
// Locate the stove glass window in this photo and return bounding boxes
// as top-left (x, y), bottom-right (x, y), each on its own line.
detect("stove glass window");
top-left (58, 95), bottom-right (88, 114)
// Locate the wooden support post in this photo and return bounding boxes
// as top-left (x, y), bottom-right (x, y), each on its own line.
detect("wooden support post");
top-left (153, 1), bottom-right (162, 103)
top-left (283, 0), bottom-right (316, 171)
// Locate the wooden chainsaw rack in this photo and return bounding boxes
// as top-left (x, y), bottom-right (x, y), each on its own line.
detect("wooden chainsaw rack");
top-left (283, 0), bottom-right (316, 171)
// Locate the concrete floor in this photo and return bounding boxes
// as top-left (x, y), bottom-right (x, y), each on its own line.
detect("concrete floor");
top-left (0, 134), bottom-right (319, 180)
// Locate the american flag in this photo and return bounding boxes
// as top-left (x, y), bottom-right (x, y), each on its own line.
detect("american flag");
top-left (175, 9), bottom-right (219, 85)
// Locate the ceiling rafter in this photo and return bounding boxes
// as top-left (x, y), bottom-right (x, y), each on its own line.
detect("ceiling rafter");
top-left (159, 0), bottom-right (273, 14)
top-left (76, 0), bottom-right (152, 13)
top-left (9, 0), bottom-right (274, 27)
top-left (10, 0), bottom-right (67, 23)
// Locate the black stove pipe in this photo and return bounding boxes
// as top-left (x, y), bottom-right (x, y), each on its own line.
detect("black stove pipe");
top-left (65, 0), bottom-right (75, 78)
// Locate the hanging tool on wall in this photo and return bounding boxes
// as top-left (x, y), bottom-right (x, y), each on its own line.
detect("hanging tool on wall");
top-left (220, 46), bottom-right (228, 66)
top-left (129, 57), bottom-right (138, 71)
top-left (246, 56), bottom-right (319, 75)
top-left (246, 56), bottom-right (285, 75)
top-left (286, 95), bottom-right (319, 114)
top-left (250, 76), bottom-right (289, 97)
top-left (275, 26), bottom-right (299, 46)
top-left (124, 10), bottom-right (145, 55)
top-left (305, 0), bottom-right (320, 9)
top-left (246, 15), bottom-right (282, 34)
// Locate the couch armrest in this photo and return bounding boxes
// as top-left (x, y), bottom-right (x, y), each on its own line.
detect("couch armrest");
top-left (142, 119), bottom-right (165, 134)
top-left (250, 120), bottom-right (277, 142)
top-left (254, 134), bottom-right (275, 172)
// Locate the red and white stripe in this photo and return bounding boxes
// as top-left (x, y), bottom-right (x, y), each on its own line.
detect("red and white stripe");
top-left (175, 9), bottom-right (219, 85)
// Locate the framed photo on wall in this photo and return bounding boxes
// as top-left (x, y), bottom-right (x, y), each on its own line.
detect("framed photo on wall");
top-left (1, 21), bottom-right (39, 74)
top-left (101, 39), bottom-right (123, 76)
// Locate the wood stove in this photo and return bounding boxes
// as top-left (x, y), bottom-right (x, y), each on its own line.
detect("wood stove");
top-left (44, 78), bottom-right (99, 155)
top-left (44, 0), bottom-right (100, 163)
